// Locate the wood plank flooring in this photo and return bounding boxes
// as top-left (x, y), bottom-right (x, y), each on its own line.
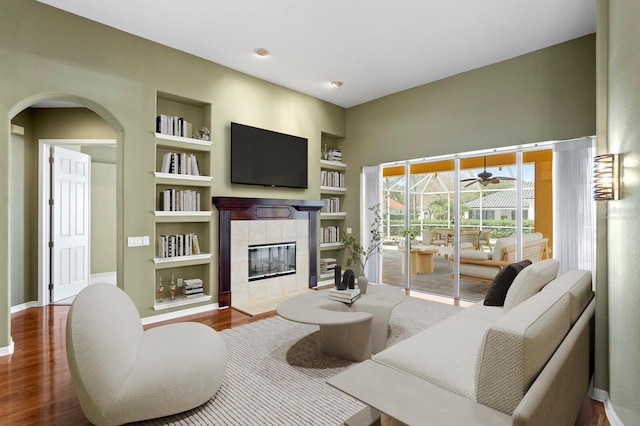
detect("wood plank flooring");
top-left (1, 301), bottom-right (609, 425)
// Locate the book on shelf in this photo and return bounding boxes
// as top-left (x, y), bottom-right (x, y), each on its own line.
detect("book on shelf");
top-left (157, 233), bottom-right (201, 258)
top-left (156, 114), bottom-right (193, 138)
top-left (320, 257), bottom-right (337, 274)
top-left (320, 170), bottom-right (345, 188)
top-left (160, 152), bottom-right (201, 176)
top-left (320, 226), bottom-right (340, 244)
top-left (159, 189), bottom-right (200, 212)
top-left (327, 148), bottom-right (342, 162)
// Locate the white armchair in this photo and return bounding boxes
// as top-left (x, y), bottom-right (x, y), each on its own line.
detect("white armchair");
top-left (66, 283), bottom-right (227, 425)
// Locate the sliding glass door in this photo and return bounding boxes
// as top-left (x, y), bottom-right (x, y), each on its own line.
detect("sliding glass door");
top-left (377, 149), bottom-right (552, 301)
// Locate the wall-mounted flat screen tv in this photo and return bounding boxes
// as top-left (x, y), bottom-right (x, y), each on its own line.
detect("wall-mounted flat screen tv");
top-left (231, 122), bottom-right (308, 189)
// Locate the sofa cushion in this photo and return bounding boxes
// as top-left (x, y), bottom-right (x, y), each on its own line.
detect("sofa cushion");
top-left (373, 315), bottom-right (493, 400)
top-left (459, 250), bottom-right (492, 261)
top-left (503, 259), bottom-right (560, 312)
top-left (543, 269), bottom-right (593, 324)
top-left (458, 302), bottom-right (504, 324)
top-left (491, 233), bottom-right (542, 261)
top-left (484, 260), bottom-right (532, 307)
top-left (475, 290), bottom-right (571, 415)
top-left (459, 263), bottom-right (503, 281)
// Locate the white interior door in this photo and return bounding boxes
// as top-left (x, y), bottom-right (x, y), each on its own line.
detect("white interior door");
top-left (51, 146), bottom-right (91, 302)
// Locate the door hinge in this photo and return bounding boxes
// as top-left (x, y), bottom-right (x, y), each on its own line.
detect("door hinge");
top-left (49, 199), bottom-right (54, 206)
top-left (49, 156), bottom-right (54, 164)
top-left (48, 284), bottom-right (53, 291)
top-left (48, 241), bottom-right (53, 248)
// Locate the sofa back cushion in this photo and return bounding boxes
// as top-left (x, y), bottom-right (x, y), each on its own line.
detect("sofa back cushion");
top-left (543, 269), bottom-right (593, 324)
top-left (503, 259), bottom-right (560, 312)
top-left (492, 232), bottom-right (542, 261)
top-left (483, 260), bottom-right (532, 306)
top-left (475, 290), bottom-right (571, 415)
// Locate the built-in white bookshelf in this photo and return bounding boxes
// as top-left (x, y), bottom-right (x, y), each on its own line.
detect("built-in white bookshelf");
top-left (153, 91), bottom-right (213, 310)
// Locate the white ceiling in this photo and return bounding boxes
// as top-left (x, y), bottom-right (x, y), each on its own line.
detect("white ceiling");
top-left (37, 0), bottom-right (596, 108)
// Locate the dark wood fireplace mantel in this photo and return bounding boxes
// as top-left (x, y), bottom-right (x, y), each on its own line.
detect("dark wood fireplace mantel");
top-left (212, 197), bottom-right (325, 307)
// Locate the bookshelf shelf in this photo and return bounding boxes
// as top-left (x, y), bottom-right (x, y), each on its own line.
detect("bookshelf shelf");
top-left (320, 242), bottom-right (342, 251)
top-left (320, 212), bottom-right (347, 220)
top-left (153, 253), bottom-right (212, 267)
top-left (154, 172), bottom-right (212, 186)
top-left (155, 132), bottom-right (212, 149)
top-left (320, 159), bottom-right (347, 171)
top-left (320, 186), bottom-right (347, 195)
top-left (153, 293), bottom-right (212, 311)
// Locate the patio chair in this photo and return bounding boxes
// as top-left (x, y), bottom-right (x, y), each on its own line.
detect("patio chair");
top-left (479, 230), bottom-right (492, 251)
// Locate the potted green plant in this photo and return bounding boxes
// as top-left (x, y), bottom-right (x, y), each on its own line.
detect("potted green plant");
top-left (401, 227), bottom-right (420, 247)
top-left (339, 204), bottom-right (381, 294)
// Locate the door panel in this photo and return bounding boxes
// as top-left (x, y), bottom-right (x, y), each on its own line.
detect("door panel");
top-left (51, 146), bottom-right (90, 302)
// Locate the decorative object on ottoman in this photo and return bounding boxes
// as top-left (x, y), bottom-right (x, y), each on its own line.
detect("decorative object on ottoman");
top-left (335, 265), bottom-right (347, 290)
top-left (358, 275), bottom-right (369, 294)
top-left (342, 269), bottom-right (355, 290)
top-left (66, 283), bottom-right (227, 426)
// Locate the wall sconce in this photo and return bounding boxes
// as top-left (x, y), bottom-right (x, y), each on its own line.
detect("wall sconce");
top-left (593, 154), bottom-right (620, 201)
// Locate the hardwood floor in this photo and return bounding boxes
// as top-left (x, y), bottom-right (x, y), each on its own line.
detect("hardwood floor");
top-left (1, 302), bottom-right (609, 425)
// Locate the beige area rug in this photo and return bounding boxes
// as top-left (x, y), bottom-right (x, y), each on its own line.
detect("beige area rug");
top-left (133, 292), bottom-right (464, 425)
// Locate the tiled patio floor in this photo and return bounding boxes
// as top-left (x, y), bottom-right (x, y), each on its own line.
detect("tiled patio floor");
top-left (381, 246), bottom-right (490, 302)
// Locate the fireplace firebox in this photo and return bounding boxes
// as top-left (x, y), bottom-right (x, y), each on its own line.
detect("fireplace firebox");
top-left (248, 242), bottom-right (296, 281)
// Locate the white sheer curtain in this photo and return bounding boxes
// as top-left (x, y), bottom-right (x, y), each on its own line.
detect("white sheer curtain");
top-left (553, 137), bottom-right (596, 275)
top-left (362, 165), bottom-right (382, 283)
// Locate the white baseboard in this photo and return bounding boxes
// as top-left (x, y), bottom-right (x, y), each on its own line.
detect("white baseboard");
top-left (11, 301), bottom-right (39, 314)
top-left (590, 385), bottom-right (624, 426)
top-left (0, 338), bottom-right (15, 357)
top-left (141, 303), bottom-right (219, 326)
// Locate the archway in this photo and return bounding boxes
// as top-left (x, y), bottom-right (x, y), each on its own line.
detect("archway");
top-left (5, 93), bottom-right (124, 352)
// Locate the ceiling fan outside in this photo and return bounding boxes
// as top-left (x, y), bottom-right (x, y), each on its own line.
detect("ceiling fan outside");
top-left (460, 156), bottom-right (516, 188)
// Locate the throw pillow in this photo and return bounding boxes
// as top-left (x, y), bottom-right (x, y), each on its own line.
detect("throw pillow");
top-left (503, 258), bottom-right (561, 312)
top-left (484, 260), bottom-right (532, 306)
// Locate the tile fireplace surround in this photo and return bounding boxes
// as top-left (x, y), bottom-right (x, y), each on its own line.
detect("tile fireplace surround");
top-left (212, 197), bottom-right (324, 308)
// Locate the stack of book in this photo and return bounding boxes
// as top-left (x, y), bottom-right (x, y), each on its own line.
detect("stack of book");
top-left (322, 197), bottom-right (341, 213)
top-left (183, 278), bottom-right (204, 299)
top-left (157, 233), bottom-right (201, 258)
top-left (320, 170), bottom-right (345, 188)
top-left (329, 288), bottom-right (360, 304)
top-left (159, 189), bottom-right (201, 212)
top-left (321, 226), bottom-right (340, 244)
top-left (327, 148), bottom-right (342, 162)
top-left (160, 152), bottom-right (201, 176)
top-left (156, 114), bottom-right (192, 138)
top-left (320, 258), bottom-right (336, 275)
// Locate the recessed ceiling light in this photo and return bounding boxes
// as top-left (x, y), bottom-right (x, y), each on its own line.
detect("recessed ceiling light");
top-left (254, 48), bottom-right (270, 57)
top-left (330, 81), bottom-right (343, 88)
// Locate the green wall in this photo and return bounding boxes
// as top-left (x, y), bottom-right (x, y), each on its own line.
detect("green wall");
top-left (601, 0), bottom-right (640, 422)
top-left (0, 0), bottom-right (345, 349)
top-left (342, 35), bottom-right (596, 251)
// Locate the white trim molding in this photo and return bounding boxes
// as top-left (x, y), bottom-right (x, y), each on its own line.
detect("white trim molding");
top-left (590, 386), bottom-right (624, 426)
top-left (0, 339), bottom-right (15, 357)
top-left (11, 301), bottom-right (39, 314)
top-left (140, 303), bottom-right (219, 326)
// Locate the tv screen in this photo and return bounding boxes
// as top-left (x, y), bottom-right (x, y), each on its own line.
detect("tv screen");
top-left (231, 122), bottom-right (308, 189)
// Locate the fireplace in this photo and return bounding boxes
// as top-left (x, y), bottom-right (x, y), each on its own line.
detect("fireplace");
top-left (212, 197), bottom-right (324, 307)
top-left (248, 242), bottom-right (296, 281)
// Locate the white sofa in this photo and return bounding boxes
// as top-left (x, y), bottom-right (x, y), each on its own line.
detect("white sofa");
top-left (328, 259), bottom-right (595, 425)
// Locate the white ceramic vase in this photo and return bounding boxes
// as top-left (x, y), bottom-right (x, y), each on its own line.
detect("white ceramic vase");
top-left (358, 275), bottom-right (368, 295)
